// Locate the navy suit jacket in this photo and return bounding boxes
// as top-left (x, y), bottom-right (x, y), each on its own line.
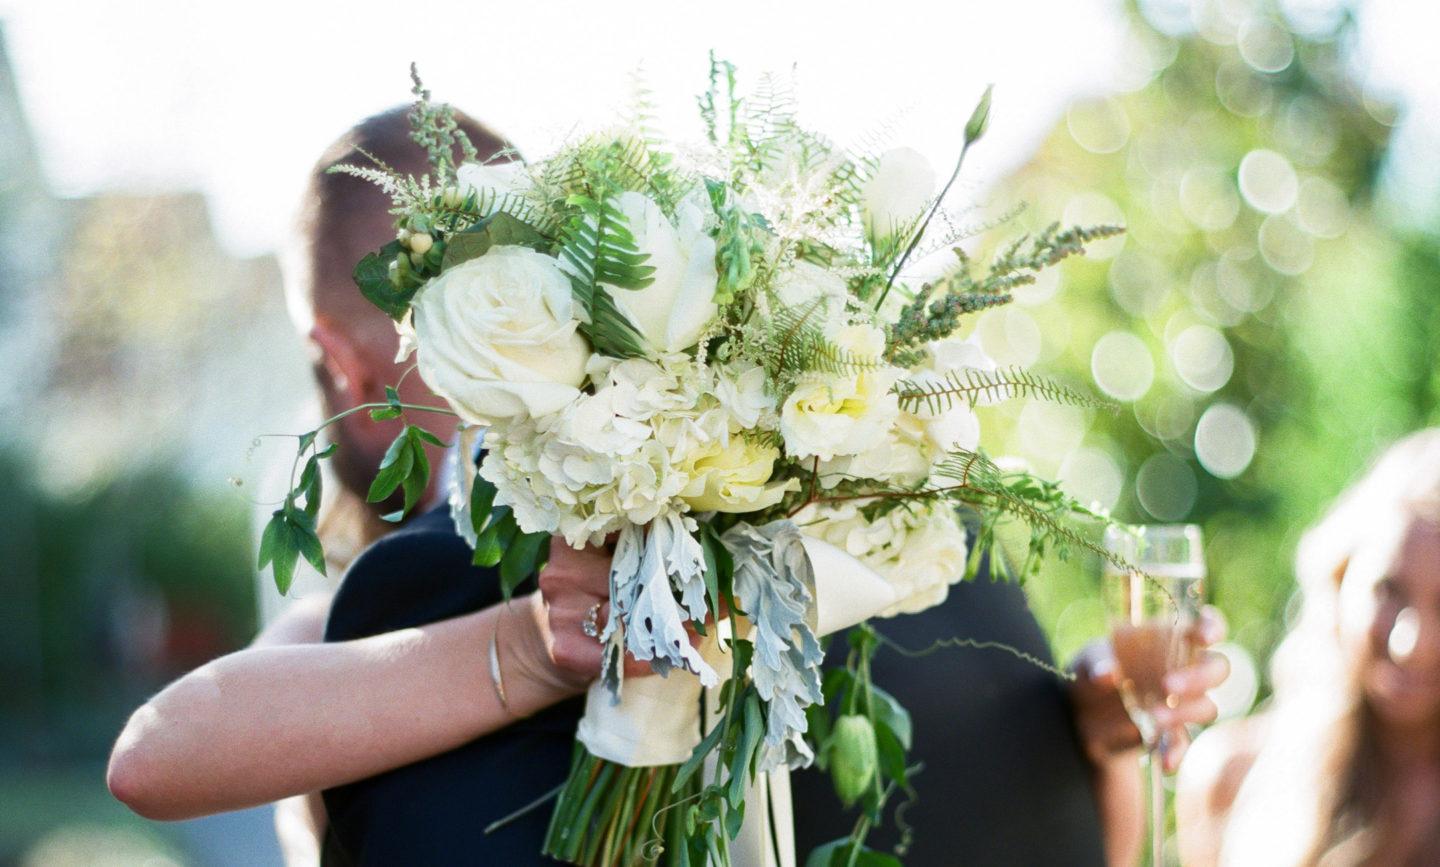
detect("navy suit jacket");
top-left (321, 504), bottom-right (1104, 866)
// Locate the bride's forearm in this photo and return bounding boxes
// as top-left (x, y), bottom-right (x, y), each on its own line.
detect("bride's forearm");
top-left (107, 592), bottom-right (578, 821)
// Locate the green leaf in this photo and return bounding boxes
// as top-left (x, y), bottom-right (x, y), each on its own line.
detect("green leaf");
top-left (442, 212), bottom-right (549, 269)
top-left (499, 530), bottom-right (546, 598)
top-left (316, 443), bottom-right (338, 460)
top-left (268, 518), bottom-right (301, 596)
top-left (370, 406), bottom-right (402, 421)
top-left (413, 427), bottom-right (447, 448)
top-left (472, 510), bottom-right (516, 567)
top-left (874, 721), bottom-right (907, 787)
top-left (674, 717), bottom-right (728, 792)
top-left (294, 524), bottom-right (328, 578)
top-left (297, 431), bottom-right (316, 453)
top-left (367, 430), bottom-right (415, 503)
top-left (257, 510), bottom-right (285, 570)
top-left (469, 474), bottom-right (497, 537)
top-left (870, 685), bottom-right (912, 751)
top-left (354, 240), bottom-right (417, 320)
top-left (727, 692), bottom-right (764, 807)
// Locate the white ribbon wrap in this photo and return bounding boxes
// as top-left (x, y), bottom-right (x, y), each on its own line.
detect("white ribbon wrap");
top-left (573, 534), bottom-right (903, 866)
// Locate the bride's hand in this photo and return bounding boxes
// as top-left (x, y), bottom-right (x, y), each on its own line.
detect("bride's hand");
top-left (531, 537), bottom-right (656, 689)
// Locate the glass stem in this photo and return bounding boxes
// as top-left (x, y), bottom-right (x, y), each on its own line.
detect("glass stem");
top-left (1148, 744), bottom-right (1165, 866)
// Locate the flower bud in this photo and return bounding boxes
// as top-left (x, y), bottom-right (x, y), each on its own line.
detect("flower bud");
top-left (409, 232), bottom-right (434, 255)
top-left (829, 714), bottom-right (879, 807)
top-left (396, 228), bottom-right (413, 245)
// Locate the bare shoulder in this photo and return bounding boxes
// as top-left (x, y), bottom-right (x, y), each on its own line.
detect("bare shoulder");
top-left (1182, 712), bottom-right (1267, 813)
top-left (1176, 712), bottom-right (1269, 867)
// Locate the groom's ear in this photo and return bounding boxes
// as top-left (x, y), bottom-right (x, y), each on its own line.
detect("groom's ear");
top-left (310, 319), bottom-right (376, 407)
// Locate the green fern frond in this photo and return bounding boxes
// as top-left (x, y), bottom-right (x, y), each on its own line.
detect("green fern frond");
top-left (765, 297), bottom-right (889, 380)
top-left (893, 366), bottom-right (1116, 414)
top-left (927, 449), bottom-right (1130, 579)
top-left (558, 189), bottom-right (654, 358)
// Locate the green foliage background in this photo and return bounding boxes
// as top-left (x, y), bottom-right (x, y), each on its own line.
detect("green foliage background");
top-left (980, 4), bottom-right (1439, 681)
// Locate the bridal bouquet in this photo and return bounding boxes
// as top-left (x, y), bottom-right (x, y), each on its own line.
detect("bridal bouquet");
top-left (263, 60), bottom-right (1127, 866)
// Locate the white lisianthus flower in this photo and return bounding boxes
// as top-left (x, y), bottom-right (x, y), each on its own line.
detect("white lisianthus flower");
top-left (780, 326), bottom-right (900, 461)
top-left (678, 437), bottom-right (800, 514)
top-left (412, 246), bottom-right (590, 425)
top-left (772, 260), bottom-right (849, 322)
top-left (862, 148), bottom-right (936, 241)
top-left (607, 192), bottom-right (719, 353)
top-left (455, 161), bottom-right (531, 216)
top-left (794, 500), bottom-right (968, 617)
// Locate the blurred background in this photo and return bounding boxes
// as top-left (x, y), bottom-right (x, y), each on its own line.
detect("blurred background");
top-left (0, 0), bottom-right (1435, 863)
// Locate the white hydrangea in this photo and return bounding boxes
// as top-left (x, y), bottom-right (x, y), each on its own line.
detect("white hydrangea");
top-left (792, 499), bottom-right (969, 618)
top-left (481, 354), bottom-right (792, 548)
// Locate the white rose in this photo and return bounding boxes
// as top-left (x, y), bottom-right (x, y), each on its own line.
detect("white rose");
top-left (780, 326), bottom-right (900, 461)
top-left (862, 148), bottom-right (936, 241)
top-left (772, 260), bottom-right (849, 322)
top-left (678, 437), bottom-right (799, 514)
top-left (412, 246), bottom-right (589, 425)
top-left (456, 161), bottom-right (531, 215)
top-left (606, 192), bottom-right (719, 353)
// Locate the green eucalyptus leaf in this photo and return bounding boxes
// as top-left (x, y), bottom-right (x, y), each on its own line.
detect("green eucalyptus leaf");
top-left (442, 212), bottom-right (550, 269)
top-left (354, 240), bottom-right (416, 320)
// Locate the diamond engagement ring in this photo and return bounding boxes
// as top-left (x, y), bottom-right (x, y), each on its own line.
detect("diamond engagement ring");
top-left (581, 602), bottom-right (602, 640)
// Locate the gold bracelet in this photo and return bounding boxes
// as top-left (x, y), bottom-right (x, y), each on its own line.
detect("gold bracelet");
top-left (488, 609), bottom-right (509, 711)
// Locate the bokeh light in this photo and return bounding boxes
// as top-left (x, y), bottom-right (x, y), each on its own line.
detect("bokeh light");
top-left (1091, 330), bottom-right (1156, 401)
top-left (1136, 451), bottom-right (1198, 520)
top-left (1194, 402), bottom-right (1258, 478)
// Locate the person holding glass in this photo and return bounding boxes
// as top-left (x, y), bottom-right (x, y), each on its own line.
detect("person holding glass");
top-left (1178, 429), bottom-right (1440, 866)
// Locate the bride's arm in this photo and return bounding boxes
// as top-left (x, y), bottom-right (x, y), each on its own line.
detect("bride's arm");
top-left (107, 540), bottom-right (617, 821)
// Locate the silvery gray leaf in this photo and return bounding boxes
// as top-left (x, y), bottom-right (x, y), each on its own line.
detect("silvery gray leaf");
top-left (599, 524), bottom-right (644, 701)
top-left (610, 519), bottom-right (719, 688)
top-left (724, 520), bottom-right (824, 770)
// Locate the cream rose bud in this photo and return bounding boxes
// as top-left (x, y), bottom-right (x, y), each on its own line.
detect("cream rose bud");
top-left (455, 161), bottom-right (531, 215)
top-left (606, 192), bottom-right (719, 353)
top-left (411, 246), bottom-right (590, 425)
top-left (678, 437), bottom-right (800, 513)
top-left (862, 147), bottom-right (936, 241)
top-left (780, 326), bottom-right (901, 461)
top-left (772, 260), bottom-right (849, 320)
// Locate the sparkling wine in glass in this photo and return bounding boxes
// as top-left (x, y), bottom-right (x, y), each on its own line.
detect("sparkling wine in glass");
top-left (1103, 524), bottom-right (1205, 866)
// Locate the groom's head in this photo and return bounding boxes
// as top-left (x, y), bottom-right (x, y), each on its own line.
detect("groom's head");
top-left (288, 106), bottom-right (510, 501)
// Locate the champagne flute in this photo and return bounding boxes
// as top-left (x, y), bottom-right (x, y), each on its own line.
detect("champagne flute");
top-left (1103, 524), bottom-right (1205, 867)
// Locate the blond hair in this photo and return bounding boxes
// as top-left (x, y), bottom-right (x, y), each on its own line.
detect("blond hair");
top-left (1220, 429), bottom-right (1440, 866)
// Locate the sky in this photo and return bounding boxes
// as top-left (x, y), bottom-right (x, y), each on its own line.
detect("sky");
top-left (1, 0), bottom-right (1435, 258)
